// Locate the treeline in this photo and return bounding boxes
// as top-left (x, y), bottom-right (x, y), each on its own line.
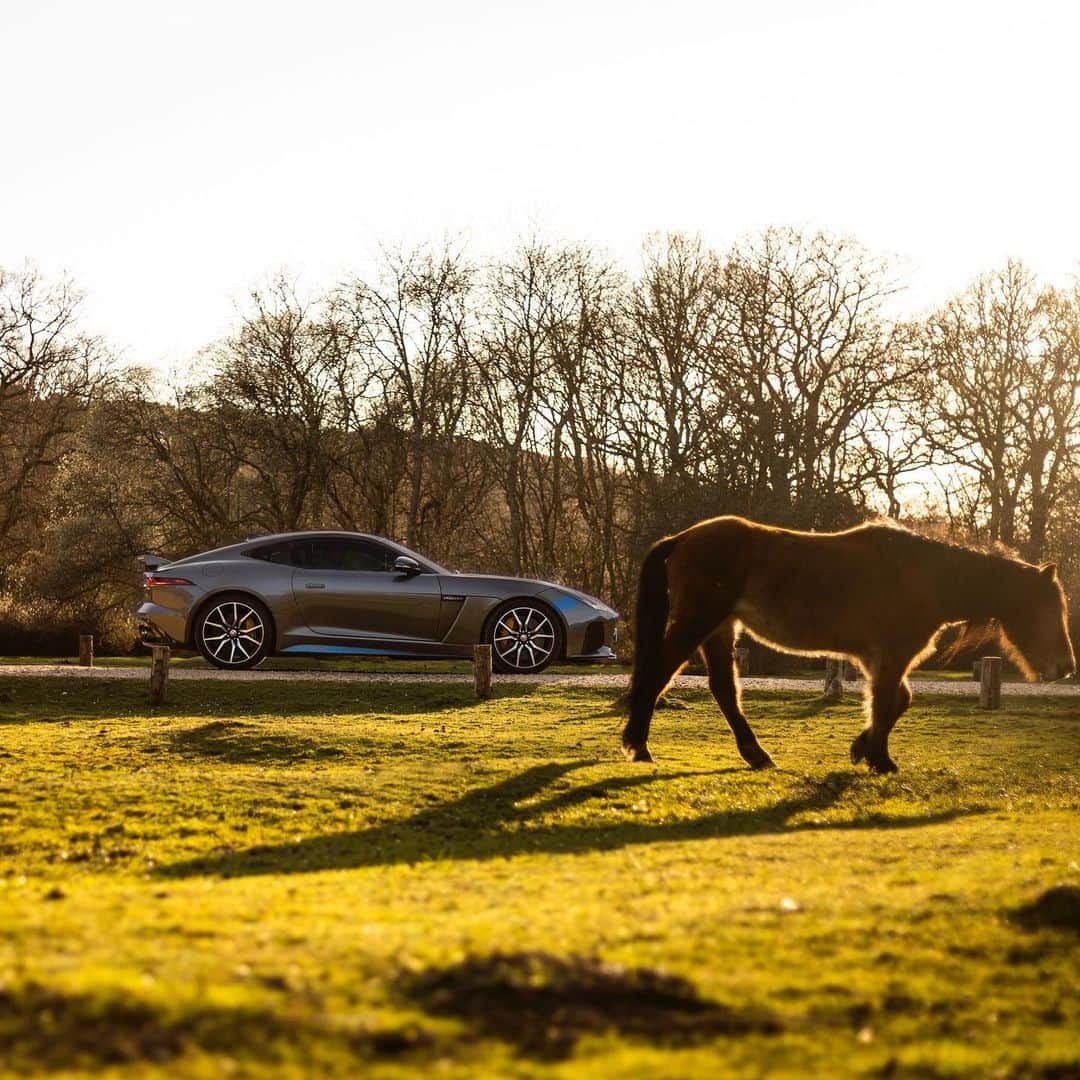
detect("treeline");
top-left (2, 229), bottom-right (1079, 653)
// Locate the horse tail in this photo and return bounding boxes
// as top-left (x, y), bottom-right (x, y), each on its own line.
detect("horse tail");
top-left (630, 535), bottom-right (679, 696)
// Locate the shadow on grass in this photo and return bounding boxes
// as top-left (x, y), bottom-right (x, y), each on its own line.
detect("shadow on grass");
top-left (159, 762), bottom-right (988, 880)
top-left (1009, 885), bottom-right (1080, 934)
top-left (790, 694), bottom-right (866, 718)
top-left (167, 720), bottom-right (369, 765)
top-left (0, 982), bottom-right (431, 1073)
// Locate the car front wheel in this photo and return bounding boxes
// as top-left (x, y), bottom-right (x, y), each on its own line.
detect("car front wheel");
top-left (195, 594), bottom-right (272, 670)
top-left (487, 602), bottom-right (562, 674)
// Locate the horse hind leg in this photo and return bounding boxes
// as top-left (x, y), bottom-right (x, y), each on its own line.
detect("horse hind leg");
top-left (622, 614), bottom-right (714, 763)
top-left (851, 667), bottom-right (912, 774)
top-left (701, 626), bottom-right (775, 769)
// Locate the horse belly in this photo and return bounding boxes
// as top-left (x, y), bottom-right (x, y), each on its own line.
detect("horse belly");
top-left (733, 597), bottom-right (853, 657)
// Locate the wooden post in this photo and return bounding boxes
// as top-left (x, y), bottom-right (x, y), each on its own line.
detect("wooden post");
top-left (150, 646), bottom-right (170, 704)
top-left (78, 634), bottom-right (94, 668)
top-left (734, 647), bottom-right (750, 676)
top-left (979, 656), bottom-right (1001, 709)
top-left (473, 644), bottom-right (492, 700)
top-left (823, 659), bottom-right (844, 700)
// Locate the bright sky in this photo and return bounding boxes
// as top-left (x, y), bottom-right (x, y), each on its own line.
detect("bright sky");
top-left (2, 0), bottom-right (1078, 369)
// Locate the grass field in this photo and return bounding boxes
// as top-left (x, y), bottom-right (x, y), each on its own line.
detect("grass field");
top-left (0, 655), bottom-right (613, 675)
top-left (0, 675), bottom-right (1077, 1078)
top-left (0, 655), bottom-right (640, 682)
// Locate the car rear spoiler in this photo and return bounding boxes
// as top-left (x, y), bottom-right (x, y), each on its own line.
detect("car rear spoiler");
top-left (139, 553), bottom-right (173, 572)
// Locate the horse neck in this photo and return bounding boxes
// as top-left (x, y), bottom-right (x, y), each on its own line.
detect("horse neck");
top-left (938, 545), bottom-right (1028, 623)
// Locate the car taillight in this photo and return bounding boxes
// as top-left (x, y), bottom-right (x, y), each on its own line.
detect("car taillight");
top-left (144, 575), bottom-right (194, 588)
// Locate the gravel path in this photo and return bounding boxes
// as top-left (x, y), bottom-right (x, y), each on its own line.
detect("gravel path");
top-left (1, 664), bottom-right (1077, 696)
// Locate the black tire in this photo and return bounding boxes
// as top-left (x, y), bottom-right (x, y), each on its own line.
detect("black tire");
top-left (486, 600), bottom-right (563, 674)
top-left (194, 593), bottom-right (273, 670)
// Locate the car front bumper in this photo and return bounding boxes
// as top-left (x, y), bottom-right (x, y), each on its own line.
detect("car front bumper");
top-left (572, 642), bottom-right (619, 663)
top-left (559, 607), bottom-right (620, 662)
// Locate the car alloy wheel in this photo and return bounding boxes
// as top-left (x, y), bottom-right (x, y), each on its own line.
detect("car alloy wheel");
top-left (197, 597), bottom-right (269, 669)
top-left (490, 604), bottom-right (560, 673)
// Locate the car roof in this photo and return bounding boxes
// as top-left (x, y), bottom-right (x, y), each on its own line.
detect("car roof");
top-left (168, 530), bottom-right (448, 574)
top-left (245, 529), bottom-right (392, 545)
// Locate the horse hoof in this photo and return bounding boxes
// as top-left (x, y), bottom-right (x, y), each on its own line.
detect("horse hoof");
top-left (740, 743), bottom-right (775, 769)
top-left (623, 743), bottom-right (654, 763)
top-left (850, 732), bottom-right (869, 765)
top-left (868, 757), bottom-right (899, 775)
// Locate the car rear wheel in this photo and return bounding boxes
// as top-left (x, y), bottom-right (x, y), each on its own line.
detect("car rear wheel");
top-left (487, 601), bottom-right (562, 674)
top-left (195, 594), bottom-right (272, 670)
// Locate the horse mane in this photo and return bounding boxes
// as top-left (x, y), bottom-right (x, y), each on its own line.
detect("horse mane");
top-left (858, 515), bottom-right (1025, 562)
top-left (945, 619), bottom-right (1039, 678)
top-left (939, 618), bottom-right (999, 663)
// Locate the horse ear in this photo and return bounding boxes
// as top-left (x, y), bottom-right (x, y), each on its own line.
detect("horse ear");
top-left (1040, 563), bottom-right (1058, 581)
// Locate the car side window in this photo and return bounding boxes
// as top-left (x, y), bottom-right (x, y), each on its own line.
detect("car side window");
top-left (249, 541), bottom-right (306, 566)
top-left (305, 539), bottom-right (393, 572)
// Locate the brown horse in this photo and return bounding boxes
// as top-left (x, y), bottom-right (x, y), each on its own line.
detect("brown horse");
top-left (622, 516), bottom-right (1075, 773)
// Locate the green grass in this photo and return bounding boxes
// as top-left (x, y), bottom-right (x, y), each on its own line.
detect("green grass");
top-left (0, 675), bottom-right (1077, 1078)
top-left (0, 654), bottom-right (629, 675)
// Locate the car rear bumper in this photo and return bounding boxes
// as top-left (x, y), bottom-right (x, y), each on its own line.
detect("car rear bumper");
top-left (134, 602), bottom-right (187, 647)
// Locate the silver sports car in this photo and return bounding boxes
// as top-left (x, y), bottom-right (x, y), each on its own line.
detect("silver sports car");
top-left (135, 531), bottom-right (619, 673)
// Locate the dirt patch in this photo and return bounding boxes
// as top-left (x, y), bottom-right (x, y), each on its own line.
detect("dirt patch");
top-left (400, 951), bottom-right (781, 1059)
top-left (0, 985), bottom-right (185, 1068)
top-left (1010, 885), bottom-right (1080, 934)
top-left (0, 983), bottom-right (429, 1071)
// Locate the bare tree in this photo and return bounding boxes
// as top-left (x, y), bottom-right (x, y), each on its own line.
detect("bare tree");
top-left (712, 227), bottom-right (915, 526)
top-left (917, 261), bottom-right (1080, 557)
top-left (470, 239), bottom-right (576, 575)
top-left (1019, 284), bottom-right (1080, 558)
top-left (0, 265), bottom-right (109, 577)
top-left (97, 368), bottom-right (239, 551)
top-left (201, 275), bottom-right (349, 533)
top-left (339, 245), bottom-right (480, 555)
top-left (621, 234), bottom-right (723, 480)
top-left (605, 233), bottom-right (736, 551)
top-left (546, 247), bottom-right (633, 601)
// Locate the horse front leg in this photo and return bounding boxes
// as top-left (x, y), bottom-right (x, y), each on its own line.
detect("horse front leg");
top-left (622, 616), bottom-right (712, 763)
top-left (850, 668), bottom-right (912, 774)
top-left (701, 626), bottom-right (774, 769)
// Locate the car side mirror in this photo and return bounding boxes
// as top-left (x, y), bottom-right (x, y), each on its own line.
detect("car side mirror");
top-left (393, 556), bottom-right (422, 576)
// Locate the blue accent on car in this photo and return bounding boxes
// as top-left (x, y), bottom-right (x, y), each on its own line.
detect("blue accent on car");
top-left (283, 644), bottom-right (418, 656)
top-left (551, 595), bottom-right (578, 613)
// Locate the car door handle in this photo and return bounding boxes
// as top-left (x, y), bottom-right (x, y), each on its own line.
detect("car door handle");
top-left (304, 583), bottom-right (326, 589)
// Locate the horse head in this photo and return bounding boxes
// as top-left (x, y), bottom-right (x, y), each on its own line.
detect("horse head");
top-left (999, 564), bottom-right (1076, 682)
